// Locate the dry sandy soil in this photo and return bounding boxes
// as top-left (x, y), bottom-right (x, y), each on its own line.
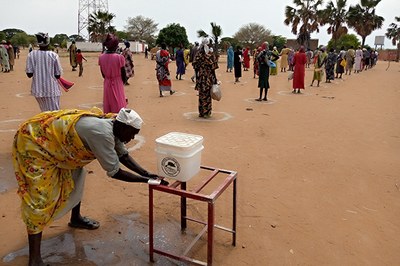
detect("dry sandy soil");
top-left (0, 49), bottom-right (399, 266)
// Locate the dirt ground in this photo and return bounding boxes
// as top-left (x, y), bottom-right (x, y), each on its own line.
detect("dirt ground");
top-left (0, 49), bottom-right (399, 266)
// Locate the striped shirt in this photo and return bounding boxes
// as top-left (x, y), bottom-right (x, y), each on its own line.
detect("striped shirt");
top-left (26, 50), bottom-right (63, 97)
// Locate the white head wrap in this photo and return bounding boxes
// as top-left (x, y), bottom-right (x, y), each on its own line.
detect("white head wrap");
top-left (201, 38), bottom-right (210, 54)
top-left (116, 108), bottom-right (143, 129)
top-left (209, 47), bottom-right (213, 53)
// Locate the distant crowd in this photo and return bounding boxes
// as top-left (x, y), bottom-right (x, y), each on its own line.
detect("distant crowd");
top-left (0, 40), bottom-right (20, 72)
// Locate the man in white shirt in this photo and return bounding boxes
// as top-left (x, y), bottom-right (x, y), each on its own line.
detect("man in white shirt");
top-left (26, 32), bottom-right (63, 112)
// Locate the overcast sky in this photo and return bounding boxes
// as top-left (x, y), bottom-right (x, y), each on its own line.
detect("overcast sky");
top-left (1, 0), bottom-right (397, 48)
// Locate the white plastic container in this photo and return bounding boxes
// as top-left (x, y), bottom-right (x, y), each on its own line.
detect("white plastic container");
top-left (155, 132), bottom-right (204, 182)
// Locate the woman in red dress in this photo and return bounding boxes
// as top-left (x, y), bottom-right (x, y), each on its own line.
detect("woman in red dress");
top-left (243, 47), bottom-right (251, 71)
top-left (292, 46), bottom-right (307, 94)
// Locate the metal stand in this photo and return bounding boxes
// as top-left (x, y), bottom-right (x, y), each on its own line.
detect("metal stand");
top-left (149, 165), bottom-right (237, 265)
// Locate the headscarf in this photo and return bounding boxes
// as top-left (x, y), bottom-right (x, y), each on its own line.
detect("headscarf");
top-left (124, 41), bottom-right (130, 48)
top-left (299, 46), bottom-right (305, 53)
top-left (200, 38), bottom-right (210, 54)
top-left (261, 42), bottom-right (269, 51)
top-left (35, 32), bottom-right (50, 47)
top-left (104, 33), bottom-right (119, 51)
top-left (116, 108), bottom-right (143, 129)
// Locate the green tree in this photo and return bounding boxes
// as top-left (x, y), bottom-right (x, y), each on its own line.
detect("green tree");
top-left (284, 0), bottom-right (323, 48)
top-left (115, 31), bottom-right (129, 42)
top-left (0, 31), bottom-right (6, 42)
top-left (156, 23), bottom-right (189, 51)
top-left (125, 15), bottom-right (158, 45)
top-left (51, 34), bottom-right (69, 48)
top-left (319, 0), bottom-right (349, 48)
top-left (10, 32), bottom-right (32, 47)
top-left (271, 35), bottom-right (288, 51)
top-left (327, 33), bottom-right (360, 51)
top-left (1, 28), bottom-right (24, 39)
top-left (197, 22), bottom-right (222, 56)
top-left (220, 37), bottom-right (239, 52)
top-left (69, 34), bottom-right (85, 42)
top-left (347, 0), bottom-right (384, 47)
top-left (87, 10), bottom-right (116, 42)
top-left (385, 16), bottom-right (400, 61)
top-left (233, 23), bottom-right (273, 50)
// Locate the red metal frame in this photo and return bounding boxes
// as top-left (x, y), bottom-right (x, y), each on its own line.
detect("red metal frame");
top-left (149, 165), bottom-right (237, 266)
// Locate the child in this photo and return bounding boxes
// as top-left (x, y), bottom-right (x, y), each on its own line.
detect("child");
top-left (76, 49), bottom-right (87, 77)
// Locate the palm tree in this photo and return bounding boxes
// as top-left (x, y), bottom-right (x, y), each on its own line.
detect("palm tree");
top-left (197, 22), bottom-right (222, 57)
top-left (284, 0), bottom-right (323, 48)
top-left (347, 0), bottom-right (384, 47)
top-left (87, 10), bottom-right (116, 42)
top-left (386, 16), bottom-right (400, 61)
top-left (319, 0), bottom-right (349, 49)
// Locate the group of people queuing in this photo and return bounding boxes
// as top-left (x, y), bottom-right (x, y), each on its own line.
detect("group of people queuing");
top-left (18, 32), bottom-right (165, 266)
top-left (0, 40), bottom-right (18, 72)
top-left (310, 46), bottom-right (378, 87)
top-left (154, 39), bottom-right (219, 118)
top-left (226, 43), bottom-right (379, 97)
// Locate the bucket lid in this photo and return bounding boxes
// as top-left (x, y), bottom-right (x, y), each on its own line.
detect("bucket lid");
top-left (155, 132), bottom-right (203, 148)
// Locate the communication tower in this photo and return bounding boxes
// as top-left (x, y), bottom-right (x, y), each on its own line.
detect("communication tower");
top-left (78, 0), bottom-right (109, 40)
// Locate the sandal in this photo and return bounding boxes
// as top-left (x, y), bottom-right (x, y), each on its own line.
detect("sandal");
top-left (68, 217), bottom-right (100, 230)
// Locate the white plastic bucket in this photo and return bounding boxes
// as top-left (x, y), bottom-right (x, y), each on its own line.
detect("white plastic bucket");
top-left (155, 132), bottom-right (204, 182)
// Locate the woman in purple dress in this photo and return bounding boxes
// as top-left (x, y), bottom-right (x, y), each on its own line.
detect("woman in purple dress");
top-left (175, 44), bottom-right (185, 80)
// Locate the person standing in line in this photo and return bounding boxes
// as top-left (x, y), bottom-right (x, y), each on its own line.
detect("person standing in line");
top-left (14, 45), bottom-right (20, 59)
top-left (6, 41), bottom-right (15, 71)
top-left (306, 48), bottom-right (314, 68)
top-left (227, 45), bottom-right (234, 72)
top-left (345, 46), bottom-right (355, 75)
top-left (0, 40), bottom-right (10, 72)
top-left (288, 48), bottom-right (295, 71)
top-left (335, 46), bottom-right (346, 79)
top-left (156, 43), bottom-right (175, 97)
top-left (193, 38), bottom-right (218, 118)
top-left (144, 47), bottom-right (149, 59)
top-left (183, 46), bottom-right (190, 70)
top-left (354, 46), bottom-right (363, 73)
top-left (12, 107), bottom-right (165, 266)
top-left (363, 48), bottom-right (371, 70)
top-left (325, 48), bottom-right (337, 83)
top-left (253, 46), bottom-right (262, 78)
top-left (280, 45), bottom-right (290, 72)
top-left (292, 46), bottom-right (307, 93)
top-left (256, 42), bottom-right (279, 101)
top-left (76, 49), bottom-right (87, 77)
top-left (99, 33), bottom-right (127, 113)
top-left (233, 45), bottom-right (243, 83)
top-left (270, 46), bottom-right (279, 76)
top-left (68, 40), bottom-right (78, 71)
top-left (175, 44), bottom-right (185, 80)
top-left (242, 46), bottom-right (251, 71)
top-left (26, 33), bottom-right (63, 112)
top-left (189, 42), bottom-right (200, 82)
top-left (121, 41), bottom-right (134, 85)
top-left (310, 47), bottom-right (327, 87)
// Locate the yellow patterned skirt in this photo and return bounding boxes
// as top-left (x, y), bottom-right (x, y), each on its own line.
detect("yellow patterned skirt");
top-left (12, 108), bottom-right (113, 234)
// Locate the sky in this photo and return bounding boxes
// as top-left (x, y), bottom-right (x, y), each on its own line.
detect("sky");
top-left (1, 0), bottom-right (398, 48)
